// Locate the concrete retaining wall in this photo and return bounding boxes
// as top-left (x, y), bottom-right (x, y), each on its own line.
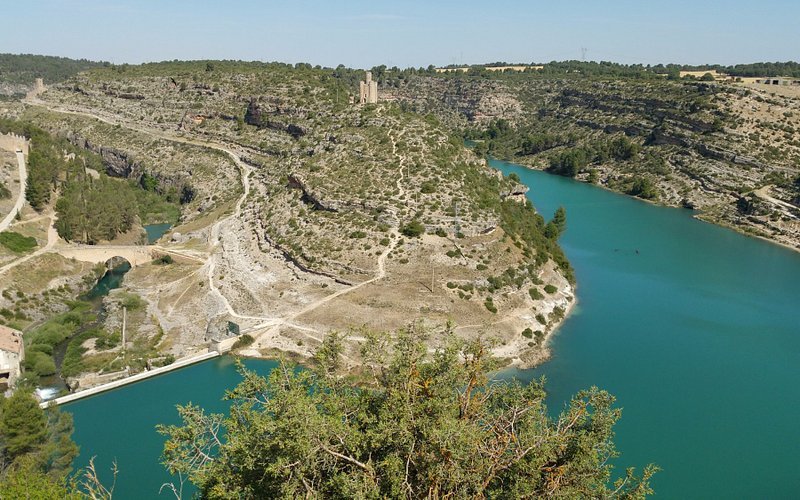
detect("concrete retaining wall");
top-left (41, 351), bottom-right (220, 408)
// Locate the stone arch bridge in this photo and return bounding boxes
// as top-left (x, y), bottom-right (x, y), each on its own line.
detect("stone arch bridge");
top-left (57, 245), bottom-right (158, 268)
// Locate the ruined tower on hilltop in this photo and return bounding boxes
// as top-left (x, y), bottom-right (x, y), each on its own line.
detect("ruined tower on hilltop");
top-left (359, 71), bottom-right (378, 104)
top-left (34, 78), bottom-right (44, 93)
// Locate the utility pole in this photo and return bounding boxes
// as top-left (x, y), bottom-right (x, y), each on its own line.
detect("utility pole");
top-left (122, 306), bottom-right (127, 352)
top-left (453, 201), bottom-right (460, 236)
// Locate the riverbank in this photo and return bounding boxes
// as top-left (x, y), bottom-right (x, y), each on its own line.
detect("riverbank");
top-left (499, 157), bottom-right (800, 255)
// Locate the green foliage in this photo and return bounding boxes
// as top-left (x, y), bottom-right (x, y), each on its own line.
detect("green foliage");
top-left (28, 352), bottom-right (56, 376)
top-left (0, 390), bottom-right (47, 460)
top-left (139, 171), bottom-right (159, 192)
top-left (24, 301), bottom-right (94, 377)
top-left (419, 180), bottom-right (437, 194)
top-left (0, 181), bottom-right (10, 199)
top-left (0, 232), bottom-right (37, 253)
top-left (231, 334), bottom-right (255, 351)
top-left (119, 292), bottom-right (146, 311)
top-left (544, 284), bottom-right (558, 294)
top-left (0, 53), bottom-right (106, 88)
top-left (159, 330), bottom-right (656, 498)
top-left (521, 327), bottom-right (533, 339)
top-left (0, 119), bottom-right (180, 240)
top-left (0, 459), bottom-right (81, 499)
top-left (529, 287), bottom-right (544, 300)
top-left (484, 297), bottom-right (498, 313)
top-left (498, 199), bottom-right (574, 283)
top-left (549, 148), bottom-right (588, 177)
top-left (628, 177), bottom-right (658, 200)
top-left (544, 206), bottom-right (567, 240)
top-left (55, 175), bottom-right (138, 243)
top-left (153, 254), bottom-right (174, 265)
top-left (400, 220), bottom-right (425, 238)
top-left (0, 390), bottom-right (81, 495)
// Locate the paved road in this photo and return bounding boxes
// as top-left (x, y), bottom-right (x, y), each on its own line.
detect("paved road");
top-left (0, 151), bottom-right (27, 233)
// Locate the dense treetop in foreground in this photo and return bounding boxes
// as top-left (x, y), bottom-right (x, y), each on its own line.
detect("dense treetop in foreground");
top-left (159, 329), bottom-right (656, 498)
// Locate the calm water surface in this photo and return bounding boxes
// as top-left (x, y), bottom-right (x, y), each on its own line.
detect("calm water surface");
top-left (65, 357), bottom-right (279, 498)
top-left (144, 223), bottom-right (172, 244)
top-left (494, 159), bottom-right (800, 498)
top-left (67, 160), bottom-right (800, 498)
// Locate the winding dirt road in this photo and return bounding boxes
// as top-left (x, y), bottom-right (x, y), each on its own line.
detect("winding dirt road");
top-left (19, 100), bottom-right (415, 358)
top-left (0, 151), bottom-right (28, 233)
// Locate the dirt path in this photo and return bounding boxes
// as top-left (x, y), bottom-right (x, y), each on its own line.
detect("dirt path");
top-left (285, 130), bottom-right (409, 322)
top-left (0, 151), bottom-right (28, 233)
top-left (753, 185), bottom-right (800, 218)
top-left (23, 100), bottom-right (414, 360)
top-left (0, 210), bottom-right (57, 276)
top-left (24, 101), bottom-right (281, 322)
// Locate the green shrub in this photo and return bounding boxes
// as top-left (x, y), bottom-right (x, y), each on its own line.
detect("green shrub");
top-left (400, 220), bottom-right (425, 238)
top-left (25, 351), bottom-right (56, 376)
top-left (544, 284), bottom-right (558, 294)
top-left (95, 331), bottom-right (121, 350)
top-left (29, 343), bottom-right (53, 355)
top-left (529, 288), bottom-right (544, 300)
top-left (522, 328), bottom-right (533, 339)
top-left (535, 314), bottom-right (546, 325)
top-left (232, 334), bottom-right (255, 350)
top-left (420, 181), bottom-right (436, 194)
top-left (484, 298), bottom-right (497, 314)
top-left (154, 254), bottom-right (174, 265)
top-left (120, 292), bottom-right (146, 310)
top-left (349, 230), bottom-right (367, 239)
top-left (629, 176), bottom-right (658, 200)
top-left (0, 232), bottom-right (37, 253)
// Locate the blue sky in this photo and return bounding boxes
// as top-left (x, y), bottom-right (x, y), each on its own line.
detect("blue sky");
top-left (3, 0), bottom-right (798, 67)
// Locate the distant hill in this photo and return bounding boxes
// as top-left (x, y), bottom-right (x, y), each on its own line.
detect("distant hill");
top-left (0, 53), bottom-right (107, 96)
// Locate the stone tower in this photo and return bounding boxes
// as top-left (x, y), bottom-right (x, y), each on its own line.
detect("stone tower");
top-left (359, 71), bottom-right (378, 104)
top-left (34, 78), bottom-right (44, 93)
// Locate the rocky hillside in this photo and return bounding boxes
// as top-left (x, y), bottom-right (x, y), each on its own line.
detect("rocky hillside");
top-left (385, 73), bottom-right (800, 250)
top-left (4, 61), bottom-right (576, 368)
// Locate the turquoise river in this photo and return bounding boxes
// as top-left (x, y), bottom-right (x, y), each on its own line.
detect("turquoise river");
top-left (64, 161), bottom-right (800, 498)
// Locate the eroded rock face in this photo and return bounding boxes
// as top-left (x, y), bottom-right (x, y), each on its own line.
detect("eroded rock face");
top-left (244, 97), bottom-right (263, 127)
top-left (245, 97), bottom-right (307, 138)
top-left (65, 131), bottom-right (142, 177)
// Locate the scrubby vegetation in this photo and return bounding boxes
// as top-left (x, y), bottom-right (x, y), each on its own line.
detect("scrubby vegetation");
top-left (0, 53), bottom-right (106, 94)
top-left (159, 330), bottom-right (656, 498)
top-left (0, 119), bottom-right (181, 243)
top-left (0, 232), bottom-right (37, 253)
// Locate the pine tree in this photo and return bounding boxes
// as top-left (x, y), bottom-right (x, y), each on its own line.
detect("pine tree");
top-left (159, 328), bottom-right (656, 498)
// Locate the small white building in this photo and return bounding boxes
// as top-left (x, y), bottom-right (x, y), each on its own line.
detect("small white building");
top-left (0, 325), bottom-right (24, 392)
